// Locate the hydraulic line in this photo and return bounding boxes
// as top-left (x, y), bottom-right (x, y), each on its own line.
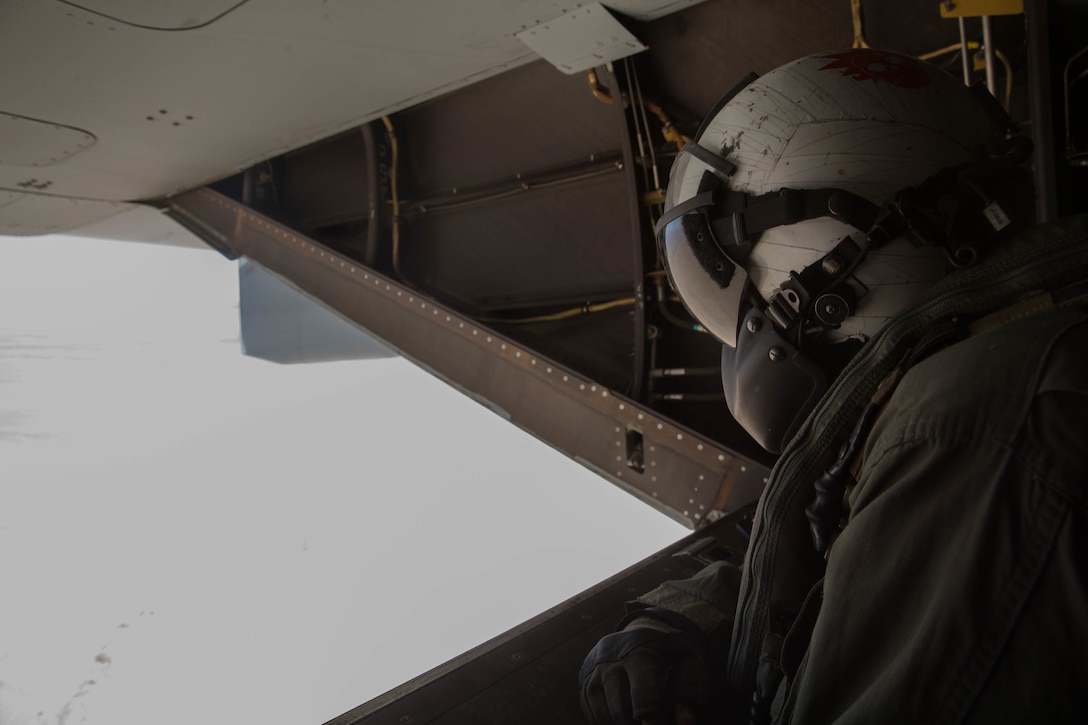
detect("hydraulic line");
top-left (650, 367), bottom-right (721, 378)
top-left (622, 59), bottom-right (654, 198)
top-left (587, 64), bottom-right (690, 167)
top-left (586, 68), bottom-right (624, 106)
top-left (584, 66), bottom-right (703, 399)
top-left (653, 392), bottom-right (726, 402)
top-left (850, 0), bottom-right (869, 49)
top-left (403, 160), bottom-right (623, 217)
top-left (603, 62), bottom-right (650, 403)
top-left (994, 48), bottom-right (1014, 111)
top-left (982, 15), bottom-right (997, 95)
top-left (1065, 45), bottom-right (1088, 162)
top-left (918, 41), bottom-right (980, 61)
top-left (653, 274), bottom-right (706, 333)
top-left (918, 41), bottom-right (1012, 111)
top-left (251, 160), bottom-right (281, 214)
top-left (380, 115), bottom-right (406, 282)
top-left (958, 17), bottom-right (973, 85)
top-left (360, 123), bottom-right (380, 267)
top-left (591, 58), bottom-right (686, 191)
top-left (478, 297), bottom-right (635, 324)
top-left (626, 57), bottom-right (661, 194)
top-left (645, 101), bottom-right (691, 152)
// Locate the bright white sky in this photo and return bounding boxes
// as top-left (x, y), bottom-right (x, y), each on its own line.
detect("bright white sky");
top-left (0, 234), bottom-right (686, 725)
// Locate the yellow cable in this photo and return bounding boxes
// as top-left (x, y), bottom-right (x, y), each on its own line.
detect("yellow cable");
top-left (479, 297), bottom-right (635, 324)
top-left (917, 42), bottom-right (1012, 111)
top-left (646, 101), bottom-right (691, 151)
top-left (587, 69), bottom-right (620, 105)
top-left (851, 0), bottom-right (869, 49)
top-left (918, 41), bottom-right (980, 61)
top-left (380, 115), bottom-right (404, 281)
top-left (994, 48), bottom-right (1013, 112)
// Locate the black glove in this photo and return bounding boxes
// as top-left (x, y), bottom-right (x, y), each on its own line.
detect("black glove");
top-left (579, 618), bottom-right (713, 724)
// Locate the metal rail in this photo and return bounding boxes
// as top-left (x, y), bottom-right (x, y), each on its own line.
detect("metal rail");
top-left (326, 505), bottom-right (757, 725)
top-left (164, 187), bottom-right (770, 526)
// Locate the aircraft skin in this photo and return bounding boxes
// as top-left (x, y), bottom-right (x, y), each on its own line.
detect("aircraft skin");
top-left (3, 0), bottom-right (1083, 721)
top-left (3, 0), bottom-right (779, 525)
top-left (0, 0), bottom-right (700, 237)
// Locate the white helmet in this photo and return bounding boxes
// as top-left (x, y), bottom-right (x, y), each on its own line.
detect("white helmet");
top-left (658, 49), bottom-right (1032, 452)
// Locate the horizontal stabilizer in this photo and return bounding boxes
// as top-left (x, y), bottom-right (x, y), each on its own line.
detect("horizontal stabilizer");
top-left (239, 259), bottom-right (395, 364)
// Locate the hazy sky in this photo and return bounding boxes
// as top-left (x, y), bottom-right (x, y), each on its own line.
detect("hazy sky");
top-left (0, 234), bottom-right (686, 725)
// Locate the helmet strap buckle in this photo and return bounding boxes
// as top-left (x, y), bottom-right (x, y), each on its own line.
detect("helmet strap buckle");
top-left (766, 236), bottom-right (866, 339)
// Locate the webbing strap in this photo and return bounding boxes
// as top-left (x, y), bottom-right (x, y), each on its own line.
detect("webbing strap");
top-left (656, 185), bottom-right (880, 247)
top-left (682, 141), bottom-right (737, 178)
top-left (969, 277), bottom-right (1088, 336)
top-left (732, 189), bottom-right (879, 246)
top-left (655, 191), bottom-right (714, 235)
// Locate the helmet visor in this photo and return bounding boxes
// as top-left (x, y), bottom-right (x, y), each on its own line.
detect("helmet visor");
top-left (660, 213), bottom-right (750, 348)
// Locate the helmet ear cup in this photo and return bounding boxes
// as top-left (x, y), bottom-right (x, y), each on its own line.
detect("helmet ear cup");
top-left (722, 309), bottom-right (829, 454)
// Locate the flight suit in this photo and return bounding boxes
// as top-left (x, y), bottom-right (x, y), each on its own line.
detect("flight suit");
top-left (582, 215), bottom-right (1088, 724)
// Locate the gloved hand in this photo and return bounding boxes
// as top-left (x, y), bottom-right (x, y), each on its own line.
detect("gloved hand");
top-left (578, 617), bottom-right (713, 725)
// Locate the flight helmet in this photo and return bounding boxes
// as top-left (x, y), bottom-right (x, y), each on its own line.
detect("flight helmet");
top-left (657, 49), bottom-right (1032, 453)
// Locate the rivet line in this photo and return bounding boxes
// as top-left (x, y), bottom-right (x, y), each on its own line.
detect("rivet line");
top-left (208, 197), bottom-right (742, 490)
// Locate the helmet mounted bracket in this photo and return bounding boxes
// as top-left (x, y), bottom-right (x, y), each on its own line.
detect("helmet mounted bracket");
top-left (766, 236), bottom-right (866, 338)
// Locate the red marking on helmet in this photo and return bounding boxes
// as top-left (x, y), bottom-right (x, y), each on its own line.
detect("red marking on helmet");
top-left (817, 49), bottom-right (930, 89)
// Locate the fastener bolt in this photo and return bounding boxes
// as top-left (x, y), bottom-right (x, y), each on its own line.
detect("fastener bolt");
top-left (822, 255), bottom-right (844, 275)
top-left (747, 317), bottom-right (762, 333)
top-left (769, 347), bottom-right (785, 362)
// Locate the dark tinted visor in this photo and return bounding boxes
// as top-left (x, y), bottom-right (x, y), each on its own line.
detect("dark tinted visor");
top-left (659, 213), bottom-right (750, 348)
